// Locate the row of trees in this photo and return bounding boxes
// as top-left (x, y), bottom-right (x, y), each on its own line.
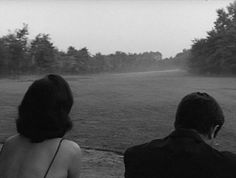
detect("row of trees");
top-left (0, 24), bottom-right (55, 75)
top-left (0, 24), bottom-right (162, 76)
top-left (1, 2), bottom-right (235, 76)
top-left (159, 49), bottom-right (190, 70)
top-left (188, 1), bottom-right (236, 74)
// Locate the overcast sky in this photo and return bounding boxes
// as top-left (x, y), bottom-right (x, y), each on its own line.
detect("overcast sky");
top-left (0, 0), bottom-right (233, 58)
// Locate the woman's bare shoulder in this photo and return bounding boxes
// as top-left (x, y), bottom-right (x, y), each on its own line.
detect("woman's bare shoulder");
top-left (61, 140), bottom-right (82, 177)
top-left (59, 139), bottom-right (82, 171)
top-left (62, 139), bottom-right (81, 155)
top-left (0, 135), bottom-right (21, 153)
top-left (3, 134), bottom-right (21, 146)
top-left (5, 134), bottom-right (19, 141)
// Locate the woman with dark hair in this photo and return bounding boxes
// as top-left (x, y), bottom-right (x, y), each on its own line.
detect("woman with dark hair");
top-left (0, 74), bottom-right (81, 178)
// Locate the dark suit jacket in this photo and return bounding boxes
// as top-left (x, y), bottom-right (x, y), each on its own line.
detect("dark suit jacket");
top-left (124, 129), bottom-right (236, 178)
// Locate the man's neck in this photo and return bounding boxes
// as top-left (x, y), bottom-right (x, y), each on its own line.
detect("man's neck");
top-left (181, 128), bottom-right (215, 146)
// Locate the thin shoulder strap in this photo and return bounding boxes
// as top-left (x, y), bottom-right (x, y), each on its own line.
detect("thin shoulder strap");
top-left (44, 138), bottom-right (64, 178)
top-left (0, 141), bottom-right (6, 154)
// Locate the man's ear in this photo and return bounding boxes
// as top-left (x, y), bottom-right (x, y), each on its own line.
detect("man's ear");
top-left (210, 125), bottom-right (220, 139)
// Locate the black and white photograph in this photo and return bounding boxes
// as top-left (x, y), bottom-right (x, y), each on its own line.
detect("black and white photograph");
top-left (0, 0), bottom-right (236, 177)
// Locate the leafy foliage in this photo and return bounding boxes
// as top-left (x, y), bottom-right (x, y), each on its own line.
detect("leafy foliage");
top-left (30, 34), bottom-right (55, 72)
top-left (0, 24), bottom-right (29, 74)
top-left (188, 1), bottom-right (236, 74)
top-left (0, 24), bottom-right (162, 75)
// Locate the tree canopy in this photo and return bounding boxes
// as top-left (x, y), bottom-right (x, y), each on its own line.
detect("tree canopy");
top-left (188, 1), bottom-right (236, 74)
top-left (0, 24), bottom-right (162, 75)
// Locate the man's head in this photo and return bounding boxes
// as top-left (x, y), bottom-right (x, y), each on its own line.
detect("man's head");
top-left (175, 92), bottom-right (224, 139)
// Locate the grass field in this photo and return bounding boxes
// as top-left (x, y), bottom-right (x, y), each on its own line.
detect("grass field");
top-left (0, 69), bottom-right (236, 155)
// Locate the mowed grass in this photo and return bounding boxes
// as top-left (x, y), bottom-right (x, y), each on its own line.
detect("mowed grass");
top-left (0, 70), bottom-right (236, 154)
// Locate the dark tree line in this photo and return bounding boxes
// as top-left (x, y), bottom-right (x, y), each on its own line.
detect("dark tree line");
top-left (2, 2), bottom-right (235, 76)
top-left (0, 24), bottom-right (162, 76)
top-left (188, 1), bottom-right (236, 74)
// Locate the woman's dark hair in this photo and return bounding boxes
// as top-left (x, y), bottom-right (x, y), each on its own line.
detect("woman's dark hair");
top-left (16, 74), bottom-right (73, 143)
top-left (175, 92), bottom-right (224, 138)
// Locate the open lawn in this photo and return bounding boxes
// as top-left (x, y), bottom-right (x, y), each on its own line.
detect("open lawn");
top-left (0, 70), bottom-right (236, 153)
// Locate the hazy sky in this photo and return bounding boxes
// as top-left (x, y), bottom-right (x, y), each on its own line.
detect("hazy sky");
top-left (0, 0), bottom-right (234, 58)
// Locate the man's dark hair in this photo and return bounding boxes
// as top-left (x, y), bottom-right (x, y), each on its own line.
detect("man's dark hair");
top-left (16, 74), bottom-right (73, 143)
top-left (175, 92), bottom-right (224, 137)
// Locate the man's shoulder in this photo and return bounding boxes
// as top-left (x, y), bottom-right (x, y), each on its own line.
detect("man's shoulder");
top-left (124, 142), bottom-right (149, 156)
top-left (220, 151), bottom-right (236, 163)
top-left (124, 138), bottom-right (166, 159)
